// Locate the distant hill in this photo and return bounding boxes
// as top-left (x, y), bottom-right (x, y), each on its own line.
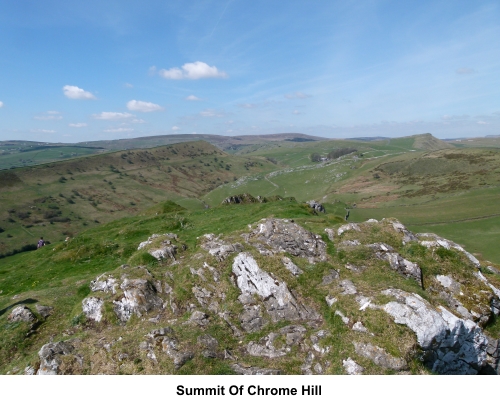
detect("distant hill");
top-left (410, 133), bottom-right (454, 150)
top-left (0, 141), bottom-right (275, 257)
top-left (82, 133), bottom-right (325, 153)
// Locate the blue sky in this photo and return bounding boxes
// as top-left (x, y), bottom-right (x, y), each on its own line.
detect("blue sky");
top-left (1, 0), bottom-right (499, 142)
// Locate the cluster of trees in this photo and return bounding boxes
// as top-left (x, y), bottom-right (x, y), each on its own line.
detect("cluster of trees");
top-left (310, 147), bottom-right (358, 162)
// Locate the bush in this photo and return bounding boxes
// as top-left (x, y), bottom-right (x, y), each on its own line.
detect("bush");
top-left (310, 152), bottom-right (321, 162)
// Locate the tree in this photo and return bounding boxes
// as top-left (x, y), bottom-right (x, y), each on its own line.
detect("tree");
top-left (310, 152), bottom-right (322, 162)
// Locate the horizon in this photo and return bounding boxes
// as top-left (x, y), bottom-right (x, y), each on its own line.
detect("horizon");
top-left (1, 1), bottom-right (499, 142)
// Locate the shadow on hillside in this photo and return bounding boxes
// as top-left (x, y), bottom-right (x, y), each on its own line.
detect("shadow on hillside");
top-left (0, 298), bottom-right (38, 317)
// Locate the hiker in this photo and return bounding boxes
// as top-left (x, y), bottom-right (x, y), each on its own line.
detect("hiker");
top-left (37, 237), bottom-right (45, 249)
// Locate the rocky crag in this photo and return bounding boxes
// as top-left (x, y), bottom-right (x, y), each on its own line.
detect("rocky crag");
top-left (6, 210), bottom-right (500, 375)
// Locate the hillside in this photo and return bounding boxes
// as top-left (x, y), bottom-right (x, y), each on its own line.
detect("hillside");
top-left (0, 199), bottom-right (499, 375)
top-left (0, 141), bottom-right (275, 257)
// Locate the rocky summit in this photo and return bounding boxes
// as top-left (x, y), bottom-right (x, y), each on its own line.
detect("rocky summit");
top-left (2, 202), bottom-right (499, 375)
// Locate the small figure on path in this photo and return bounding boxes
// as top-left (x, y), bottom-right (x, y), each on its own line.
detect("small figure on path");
top-left (37, 237), bottom-right (45, 249)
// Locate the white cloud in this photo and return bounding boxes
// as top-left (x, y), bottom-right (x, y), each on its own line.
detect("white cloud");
top-left (104, 128), bottom-right (134, 133)
top-left (63, 85), bottom-right (96, 100)
top-left (69, 123), bottom-right (87, 127)
top-left (124, 83), bottom-right (133, 88)
top-left (126, 100), bottom-right (163, 112)
top-left (477, 121), bottom-right (487, 125)
top-left (284, 92), bottom-right (310, 99)
top-left (456, 68), bottom-right (476, 75)
top-left (131, 118), bottom-right (146, 124)
top-left (238, 103), bottom-right (257, 109)
top-left (47, 110), bottom-right (60, 114)
top-left (172, 126), bottom-right (180, 130)
top-left (200, 108), bottom-right (224, 117)
top-left (186, 95), bottom-right (201, 101)
top-left (31, 129), bottom-right (56, 133)
top-left (159, 61), bottom-right (227, 80)
top-left (292, 110), bottom-right (301, 115)
top-left (92, 112), bottom-right (134, 120)
top-left (0, 101), bottom-right (4, 108)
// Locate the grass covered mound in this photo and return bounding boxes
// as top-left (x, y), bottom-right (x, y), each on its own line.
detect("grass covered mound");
top-left (0, 198), bottom-right (499, 375)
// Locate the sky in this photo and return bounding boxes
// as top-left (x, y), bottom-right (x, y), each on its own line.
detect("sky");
top-left (0, 0), bottom-right (499, 143)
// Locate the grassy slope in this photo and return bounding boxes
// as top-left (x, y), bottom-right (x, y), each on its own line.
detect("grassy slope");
top-left (202, 139), bottom-right (500, 264)
top-left (1, 198), bottom-right (498, 374)
top-left (0, 141), bottom-right (275, 256)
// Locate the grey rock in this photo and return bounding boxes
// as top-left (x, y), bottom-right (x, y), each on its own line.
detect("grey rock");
top-left (238, 293), bottom-right (257, 305)
top-left (247, 333), bottom-right (289, 358)
top-left (339, 239), bottom-right (361, 247)
top-left (189, 310), bottom-right (209, 326)
top-left (281, 256), bottom-right (303, 276)
top-left (436, 275), bottom-right (462, 294)
top-left (8, 306), bottom-right (36, 323)
top-left (200, 234), bottom-right (243, 262)
top-left (35, 305), bottom-right (53, 319)
top-left (197, 334), bottom-right (219, 351)
top-left (82, 297), bottom-right (104, 322)
top-left (231, 363), bottom-right (281, 375)
top-left (240, 305), bottom-right (266, 332)
top-left (90, 274), bottom-right (117, 294)
top-left (307, 200), bottom-right (326, 213)
top-left (337, 223), bottom-right (361, 236)
top-left (334, 310), bottom-right (350, 325)
top-left (390, 220), bottom-right (418, 244)
top-left (343, 358), bottom-right (364, 375)
top-left (248, 218), bottom-right (327, 263)
top-left (325, 295), bottom-right (337, 306)
top-left (313, 362), bottom-right (324, 374)
top-left (368, 243), bottom-right (422, 286)
top-left (417, 233), bottom-right (481, 268)
top-left (192, 286), bottom-right (212, 307)
top-left (324, 228), bottom-right (335, 241)
top-left (150, 245), bottom-right (177, 261)
top-left (382, 289), bottom-right (490, 374)
top-left (113, 279), bottom-right (163, 322)
top-left (24, 366), bottom-right (36, 375)
top-left (345, 263), bottom-right (365, 273)
top-left (280, 325), bottom-right (307, 345)
top-left (339, 279), bottom-right (357, 295)
top-left (232, 252), bottom-right (321, 323)
top-left (352, 322), bottom-right (368, 333)
top-left (203, 262), bottom-right (220, 282)
top-left (37, 341), bottom-right (75, 375)
top-left (321, 269), bottom-right (340, 285)
top-left (354, 342), bottom-right (408, 370)
top-left (160, 336), bottom-right (193, 369)
top-left (486, 265), bottom-right (500, 275)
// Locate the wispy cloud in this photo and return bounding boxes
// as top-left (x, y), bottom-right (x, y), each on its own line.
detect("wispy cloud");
top-left (69, 123), bottom-right (87, 127)
top-left (284, 92), bottom-right (310, 99)
top-left (104, 128), bottom-right (134, 133)
top-left (34, 113), bottom-right (62, 120)
top-left (292, 110), bottom-right (301, 115)
top-left (92, 112), bottom-right (134, 120)
top-left (124, 83), bottom-right (133, 88)
top-left (172, 126), bottom-right (180, 130)
top-left (63, 85), bottom-right (96, 100)
top-left (238, 103), bottom-right (258, 109)
top-left (200, 108), bottom-right (225, 117)
top-left (456, 68), bottom-right (476, 75)
top-left (131, 118), bottom-right (146, 124)
top-left (0, 101), bottom-right (4, 108)
top-left (159, 61), bottom-right (227, 80)
top-left (126, 100), bottom-right (163, 112)
top-left (186, 95), bottom-right (201, 101)
top-left (31, 129), bottom-right (56, 133)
